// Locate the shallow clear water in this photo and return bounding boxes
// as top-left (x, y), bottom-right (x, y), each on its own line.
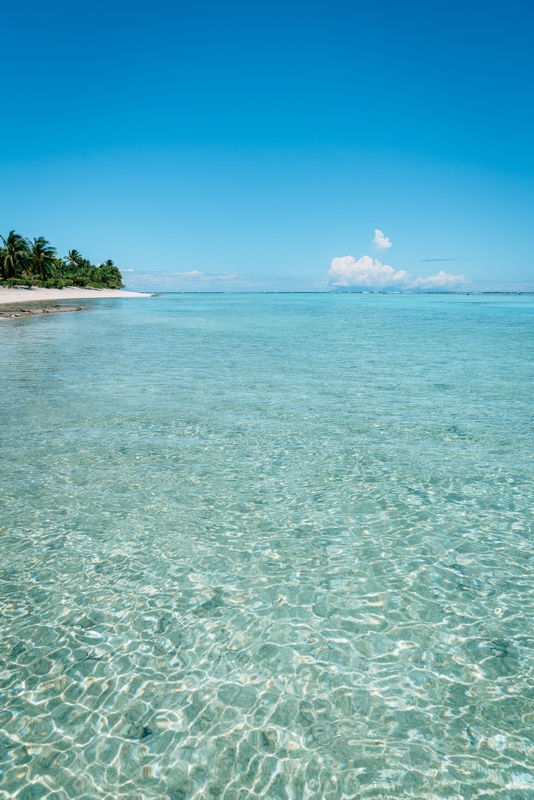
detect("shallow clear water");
top-left (1, 293), bottom-right (534, 800)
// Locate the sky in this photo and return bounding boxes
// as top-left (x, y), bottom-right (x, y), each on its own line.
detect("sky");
top-left (1, 0), bottom-right (533, 291)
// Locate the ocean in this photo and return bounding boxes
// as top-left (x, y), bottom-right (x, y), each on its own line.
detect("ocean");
top-left (1, 292), bottom-right (534, 799)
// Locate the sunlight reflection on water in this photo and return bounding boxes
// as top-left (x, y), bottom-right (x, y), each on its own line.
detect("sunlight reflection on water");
top-left (1, 293), bottom-right (533, 799)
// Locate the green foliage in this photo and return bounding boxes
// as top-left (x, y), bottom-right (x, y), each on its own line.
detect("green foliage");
top-left (0, 231), bottom-right (31, 280)
top-left (31, 237), bottom-right (57, 281)
top-left (0, 232), bottom-right (124, 288)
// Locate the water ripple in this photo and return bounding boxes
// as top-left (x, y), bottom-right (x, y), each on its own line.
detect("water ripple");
top-left (1, 293), bottom-right (533, 798)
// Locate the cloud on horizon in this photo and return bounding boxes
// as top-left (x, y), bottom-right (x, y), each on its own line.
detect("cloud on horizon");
top-left (328, 255), bottom-right (467, 289)
top-left (410, 270), bottom-right (468, 289)
top-left (329, 255), bottom-right (410, 287)
top-left (170, 270), bottom-right (246, 282)
top-left (119, 269), bottom-right (273, 292)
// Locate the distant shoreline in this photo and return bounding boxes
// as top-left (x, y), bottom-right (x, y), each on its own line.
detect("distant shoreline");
top-left (0, 286), bottom-right (151, 305)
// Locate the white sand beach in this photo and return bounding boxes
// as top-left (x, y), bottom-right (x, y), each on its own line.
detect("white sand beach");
top-left (0, 286), bottom-right (151, 305)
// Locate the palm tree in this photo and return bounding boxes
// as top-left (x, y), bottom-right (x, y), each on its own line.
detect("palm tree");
top-left (0, 231), bottom-right (31, 280)
top-left (66, 249), bottom-right (83, 269)
top-left (31, 237), bottom-right (57, 281)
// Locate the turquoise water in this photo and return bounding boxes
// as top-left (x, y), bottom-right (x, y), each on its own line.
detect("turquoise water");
top-left (1, 293), bottom-right (534, 800)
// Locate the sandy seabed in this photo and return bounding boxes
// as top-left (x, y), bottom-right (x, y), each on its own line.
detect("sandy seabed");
top-left (0, 286), bottom-right (150, 304)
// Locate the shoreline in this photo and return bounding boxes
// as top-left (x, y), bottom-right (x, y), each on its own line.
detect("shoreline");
top-left (0, 286), bottom-right (151, 305)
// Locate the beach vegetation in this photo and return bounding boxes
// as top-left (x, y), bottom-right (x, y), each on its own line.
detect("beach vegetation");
top-left (0, 231), bottom-right (124, 289)
top-left (0, 231), bottom-right (31, 280)
top-left (31, 237), bottom-right (57, 281)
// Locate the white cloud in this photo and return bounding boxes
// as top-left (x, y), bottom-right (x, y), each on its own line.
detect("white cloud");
top-left (329, 255), bottom-right (410, 287)
top-left (328, 254), bottom-right (467, 290)
top-left (120, 269), bottom-right (277, 292)
top-left (170, 270), bottom-right (245, 281)
top-left (372, 229), bottom-right (392, 251)
top-left (121, 269), bottom-right (134, 273)
top-left (410, 270), bottom-right (467, 289)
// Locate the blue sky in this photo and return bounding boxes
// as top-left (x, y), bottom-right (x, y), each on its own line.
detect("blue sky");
top-left (1, 0), bottom-right (533, 290)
